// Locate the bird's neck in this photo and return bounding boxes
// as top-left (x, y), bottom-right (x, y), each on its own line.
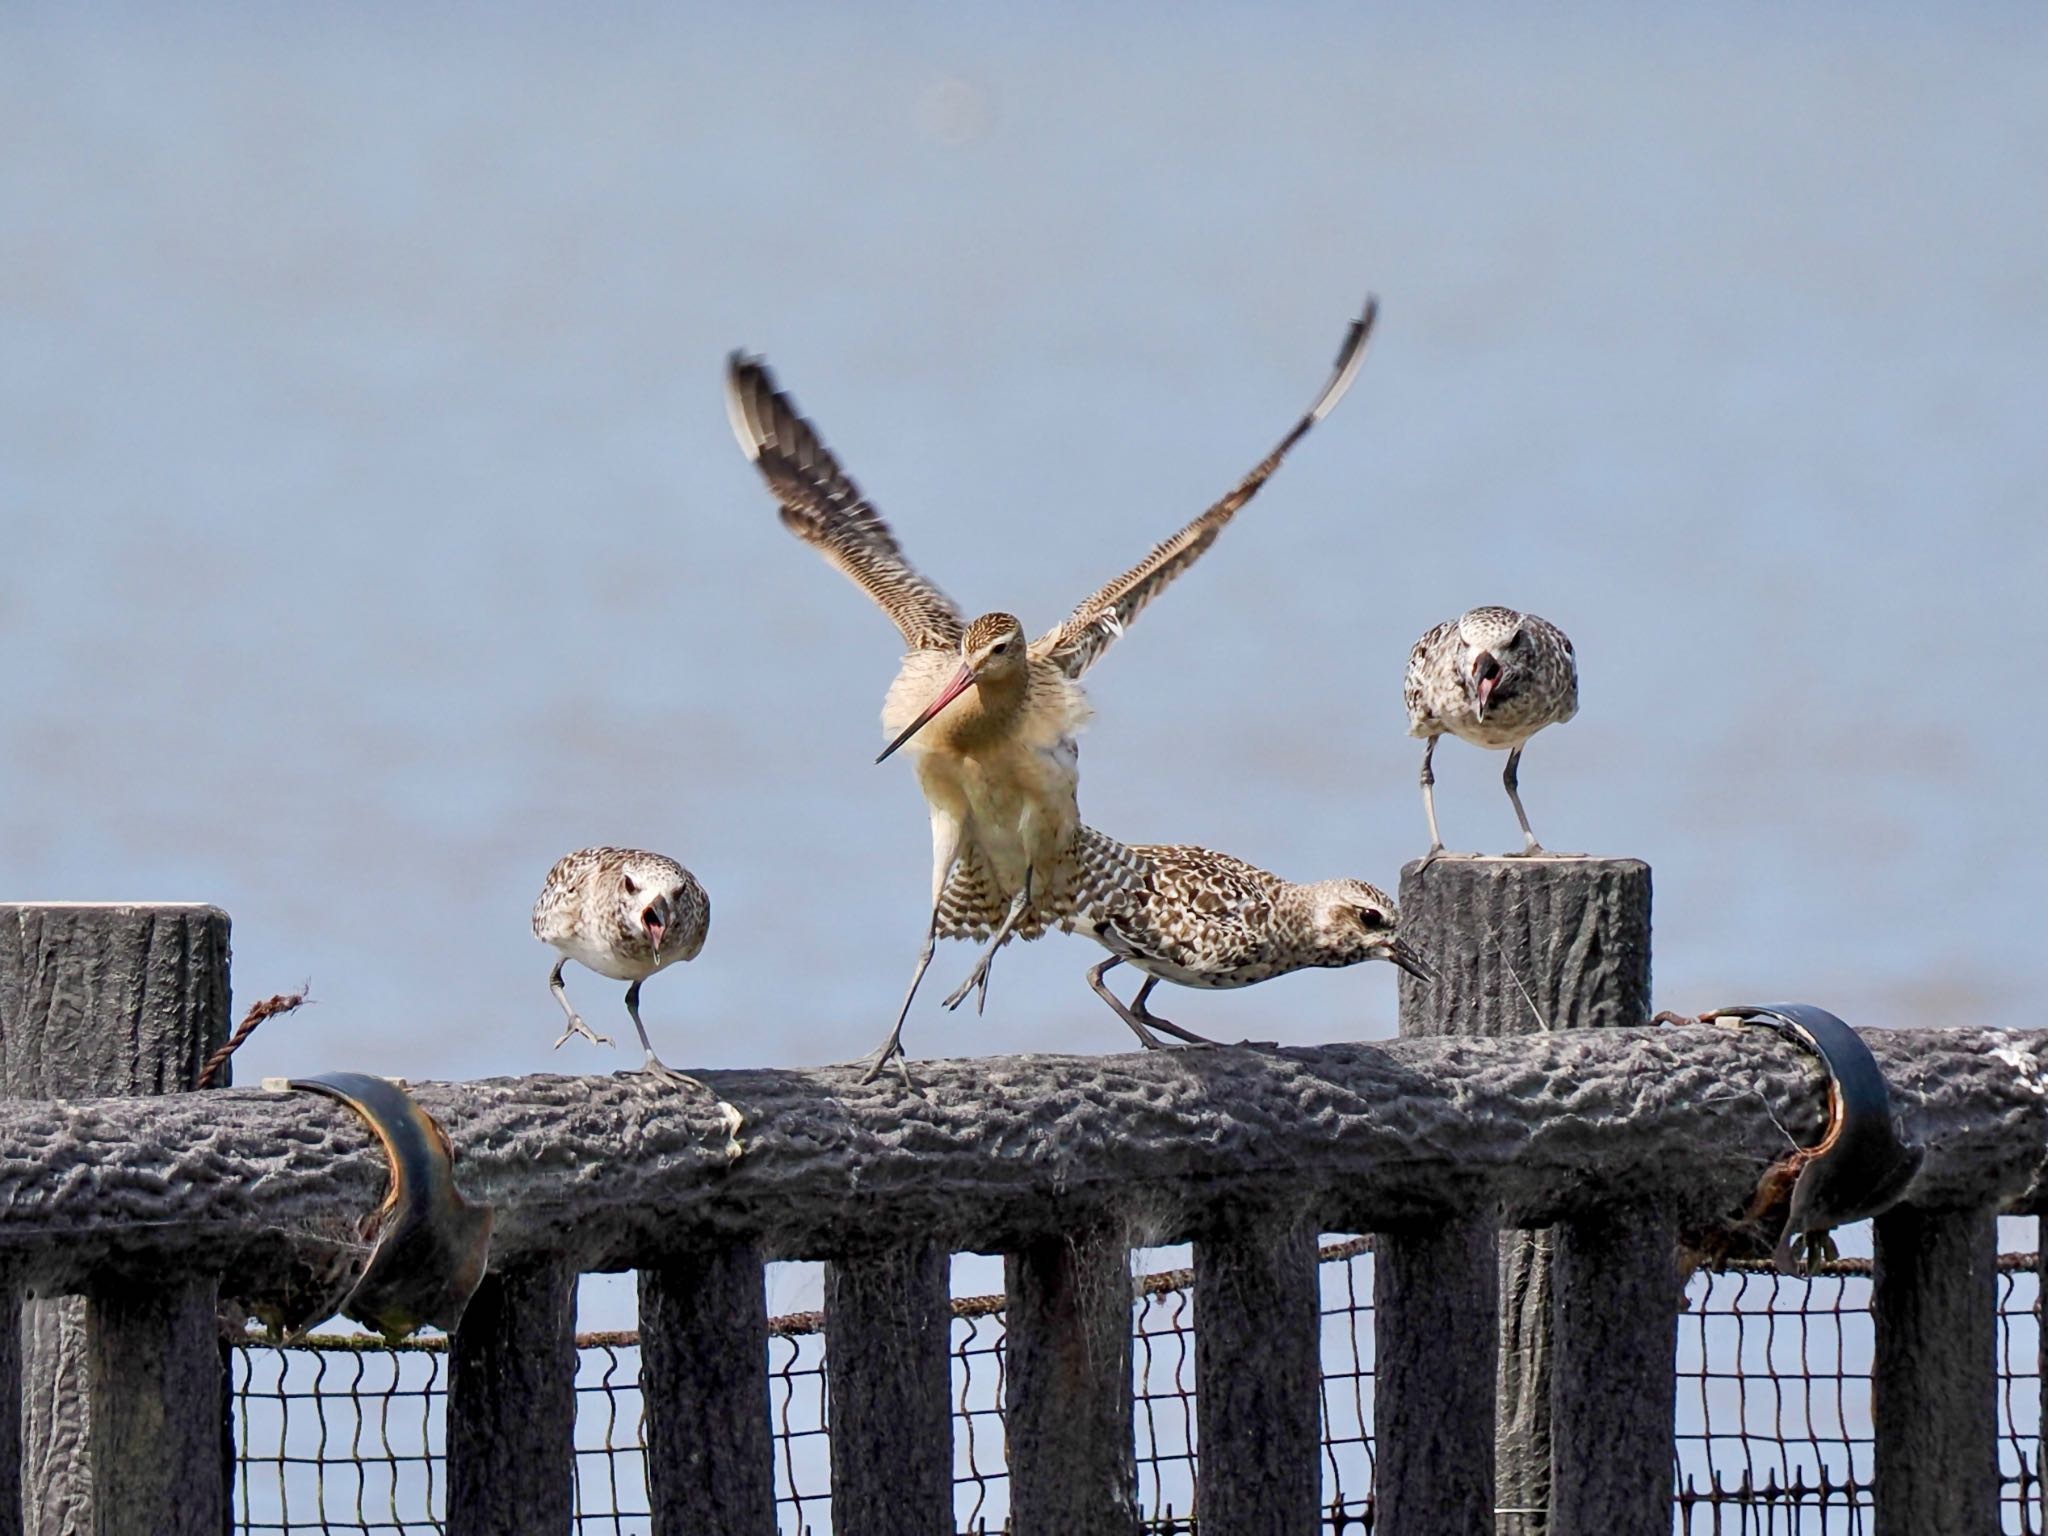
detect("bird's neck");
top-left (941, 666), bottom-right (1030, 751)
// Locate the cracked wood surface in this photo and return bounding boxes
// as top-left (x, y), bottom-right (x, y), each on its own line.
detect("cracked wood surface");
top-left (0, 1023), bottom-right (2041, 1295)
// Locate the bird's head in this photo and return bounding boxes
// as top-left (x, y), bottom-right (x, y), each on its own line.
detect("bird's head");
top-left (877, 613), bottom-right (1028, 762)
top-left (615, 863), bottom-right (699, 962)
top-left (1457, 606), bottom-right (1528, 722)
top-left (1308, 880), bottom-right (1432, 979)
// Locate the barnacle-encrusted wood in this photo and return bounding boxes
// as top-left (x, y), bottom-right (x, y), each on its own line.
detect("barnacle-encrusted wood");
top-left (0, 1025), bottom-right (2043, 1294)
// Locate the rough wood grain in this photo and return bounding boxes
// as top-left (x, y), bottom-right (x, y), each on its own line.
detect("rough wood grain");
top-left (1398, 856), bottom-right (1654, 1535)
top-left (85, 1278), bottom-right (225, 1536)
top-left (0, 1279), bottom-right (17, 1535)
top-left (1193, 1212), bottom-right (1320, 1534)
top-left (1549, 1208), bottom-right (1679, 1535)
top-left (446, 1257), bottom-right (576, 1536)
top-left (1006, 1227), bottom-right (1139, 1536)
top-left (1, 1024), bottom-right (2044, 1291)
top-left (0, 903), bottom-right (231, 1536)
top-left (640, 1244), bottom-right (776, 1536)
top-left (823, 1243), bottom-right (952, 1536)
top-left (1873, 1206), bottom-right (1998, 1536)
top-left (1373, 1215), bottom-right (1498, 1536)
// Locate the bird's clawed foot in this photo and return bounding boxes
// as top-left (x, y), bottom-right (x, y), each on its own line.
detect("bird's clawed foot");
top-left (855, 1036), bottom-right (919, 1091)
top-left (939, 957), bottom-right (994, 1014)
top-left (1502, 843), bottom-right (1587, 860)
top-left (551, 1015), bottom-right (613, 1051)
top-left (626, 1053), bottom-right (718, 1097)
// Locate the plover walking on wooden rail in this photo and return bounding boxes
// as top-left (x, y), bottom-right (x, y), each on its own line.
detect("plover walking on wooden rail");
top-left (726, 297), bottom-right (1377, 1083)
top-left (939, 827), bottom-right (1426, 1050)
top-left (1403, 605), bottom-right (1578, 864)
top-left (531, 847), bottom-right (717, 1094)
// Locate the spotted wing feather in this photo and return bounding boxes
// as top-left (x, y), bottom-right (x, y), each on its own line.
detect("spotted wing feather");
top-left (1403, 618), bottom-right (1458, 733)
top-left (1034, 296), bottom-right (1378, 679)
top-left (726, 354), bottom-right (965, 652)
top-left (936, 826), bottom-right (1148, 943)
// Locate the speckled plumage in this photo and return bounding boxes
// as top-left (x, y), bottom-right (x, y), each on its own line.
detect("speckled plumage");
top-left (727, 299), bottom-right (1378, 1080)
top-left (939, 826), bottom-right (1425, 1049)
top-left (1404, 606), bottom-right (1579, 859)
top-left (532, 847), bottom-right (714, 1093)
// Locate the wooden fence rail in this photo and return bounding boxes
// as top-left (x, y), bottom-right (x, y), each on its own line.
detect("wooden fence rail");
top-left (1, 864), bottom-right (2041, 1535)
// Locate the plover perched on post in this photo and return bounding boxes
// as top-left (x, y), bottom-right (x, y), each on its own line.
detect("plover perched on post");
top-left (1404, 605), bottom-right (1578, 864)
top-left (726, 297), bottom-right (1377, 1083)
top-left (938, 827), bottom-right (1428, 1050)
top-left (531, 847), bottom-right (716, 1094)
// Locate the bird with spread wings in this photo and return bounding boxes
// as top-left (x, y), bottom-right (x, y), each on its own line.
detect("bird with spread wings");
top-left (725, 296), bottom-right (1377, 1082)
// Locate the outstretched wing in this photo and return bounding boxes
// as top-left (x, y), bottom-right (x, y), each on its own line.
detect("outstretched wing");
top-left (1032, 295), bottom-right (1379, 679)
top-left (725, 354), bottom-right (965, 652)
top-left (935, 826), bottom-right (1147, 943)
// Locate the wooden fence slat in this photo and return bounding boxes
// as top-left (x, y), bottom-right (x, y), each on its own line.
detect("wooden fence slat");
top-left (0, 1279), bottom-right (17, 1535)
top-left (1548, 1208), bottom-right (1678, 1536)
top-left (824, 1243), bottom-right (951, 1536)
top-left (86, 1277), bottom-right (224, 1536)
top-left (447, 1257), bottom-right (577, 1536)
top-left (1006, 1228), bottom-right (1139, 1536)
top-left (1192, 1214), bottom-right (1320, 1534)
top-left (1399, 856), bottom-right (1653, 1536)
top-left (640, 1243), bottom-right (775, 1536)
top-left (0, 901), bottom-right (232, 1535)
top-left (1873, 1206), bottom-right (1998, 1536)
top-left (1374, 1216), bottom-right (1499, 1536)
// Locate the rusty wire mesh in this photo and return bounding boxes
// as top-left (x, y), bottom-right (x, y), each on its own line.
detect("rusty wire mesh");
top-left (231, 1236), bottom-right (2043, 1534)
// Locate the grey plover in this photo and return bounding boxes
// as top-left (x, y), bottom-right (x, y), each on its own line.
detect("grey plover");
top-left (531, 847), bottom-right (716, 1094)
top-left (726, 297), bottom-right (1377, 1082)
top-left (1404, 605), bottom-right (1578, 863)
top-left (938, 826), bottom-right (1426, 1049)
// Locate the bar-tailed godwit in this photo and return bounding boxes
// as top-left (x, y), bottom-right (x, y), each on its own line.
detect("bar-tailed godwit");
top-left (728, 298), bottom-right (1377, 1081)
top-left (532, 846), bottom-right (717, 1094)
top-left (1403, 605), bottom-right (1578, 864)
top-left (938, 826), bottom-right (1426, 1049)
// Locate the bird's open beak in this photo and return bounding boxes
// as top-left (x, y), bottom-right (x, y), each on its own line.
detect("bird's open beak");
top-left (1389, 939), bottom-right (1435, 982)
top-left (1473, 653), bottom-right (1501, 721)
top-left (644, 910), bottom-right (666, 958)
top-left (876, 663), bottom-right (976, 764)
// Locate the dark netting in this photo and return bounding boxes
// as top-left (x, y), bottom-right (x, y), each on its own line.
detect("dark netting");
top-left (230, 1239), bottom-right (2043, 1534)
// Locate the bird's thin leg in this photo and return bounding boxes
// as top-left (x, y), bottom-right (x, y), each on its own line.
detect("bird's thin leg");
top-left (942, 871), bottom-right (1032, 1014)
top-left (1416, 736), bottom-right (1448, 870)
top-left (1087, 958), bottom-right (1170, 1051)
top-left (548, 959), bottom-right (613, 1050)
top-left (861, 918), bottom-right (936, 1088)
top-left (859, 825), bottom-right (965, 1088)
top-left (1129, 976), bottom-right (1220, 1047)
top-left (621, 979), bottom-right (716, 1095)
top-left (1500, 746), bottom-right (1549, 856)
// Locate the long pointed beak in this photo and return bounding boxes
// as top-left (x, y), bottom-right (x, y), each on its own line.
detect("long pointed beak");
top-left (1388, 939), bottom-right (1435, 982)
top-left (877, 663), bottom-right (975, 764)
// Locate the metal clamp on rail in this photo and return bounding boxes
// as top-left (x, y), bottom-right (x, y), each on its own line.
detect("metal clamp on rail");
top-left (271, 1071), bottom-right (495, 1341)
top-left (1703, 1003), bottom-right (1924, 1273)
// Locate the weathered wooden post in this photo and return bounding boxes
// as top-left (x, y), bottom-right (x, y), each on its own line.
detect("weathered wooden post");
top-left (640, 1242), bottom-right (777, 1535)
top-left (0, 902), bottom-right (233, 1536)
top-left (823, 1242), bottom-right (953, 1536)
top-left (1192, 1207), bottom-right (1322, 1533)
top-left (446, 1256), bottom-right (578, 1536)
top-left (1005, 1226), bottom-right (1140, 1535)
top-left (1393, 858), bottom-right (1655, 1535)
top-left (1871, 1205), bottom-right (1998, 1534)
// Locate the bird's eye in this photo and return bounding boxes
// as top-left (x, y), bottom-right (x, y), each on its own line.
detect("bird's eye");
top-left (1355, 908), bottom-right (1387, 930)
top-left (992, 640), bottom-right (1010, 654)
top-left (621, 875), bottom-right (639, 896)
